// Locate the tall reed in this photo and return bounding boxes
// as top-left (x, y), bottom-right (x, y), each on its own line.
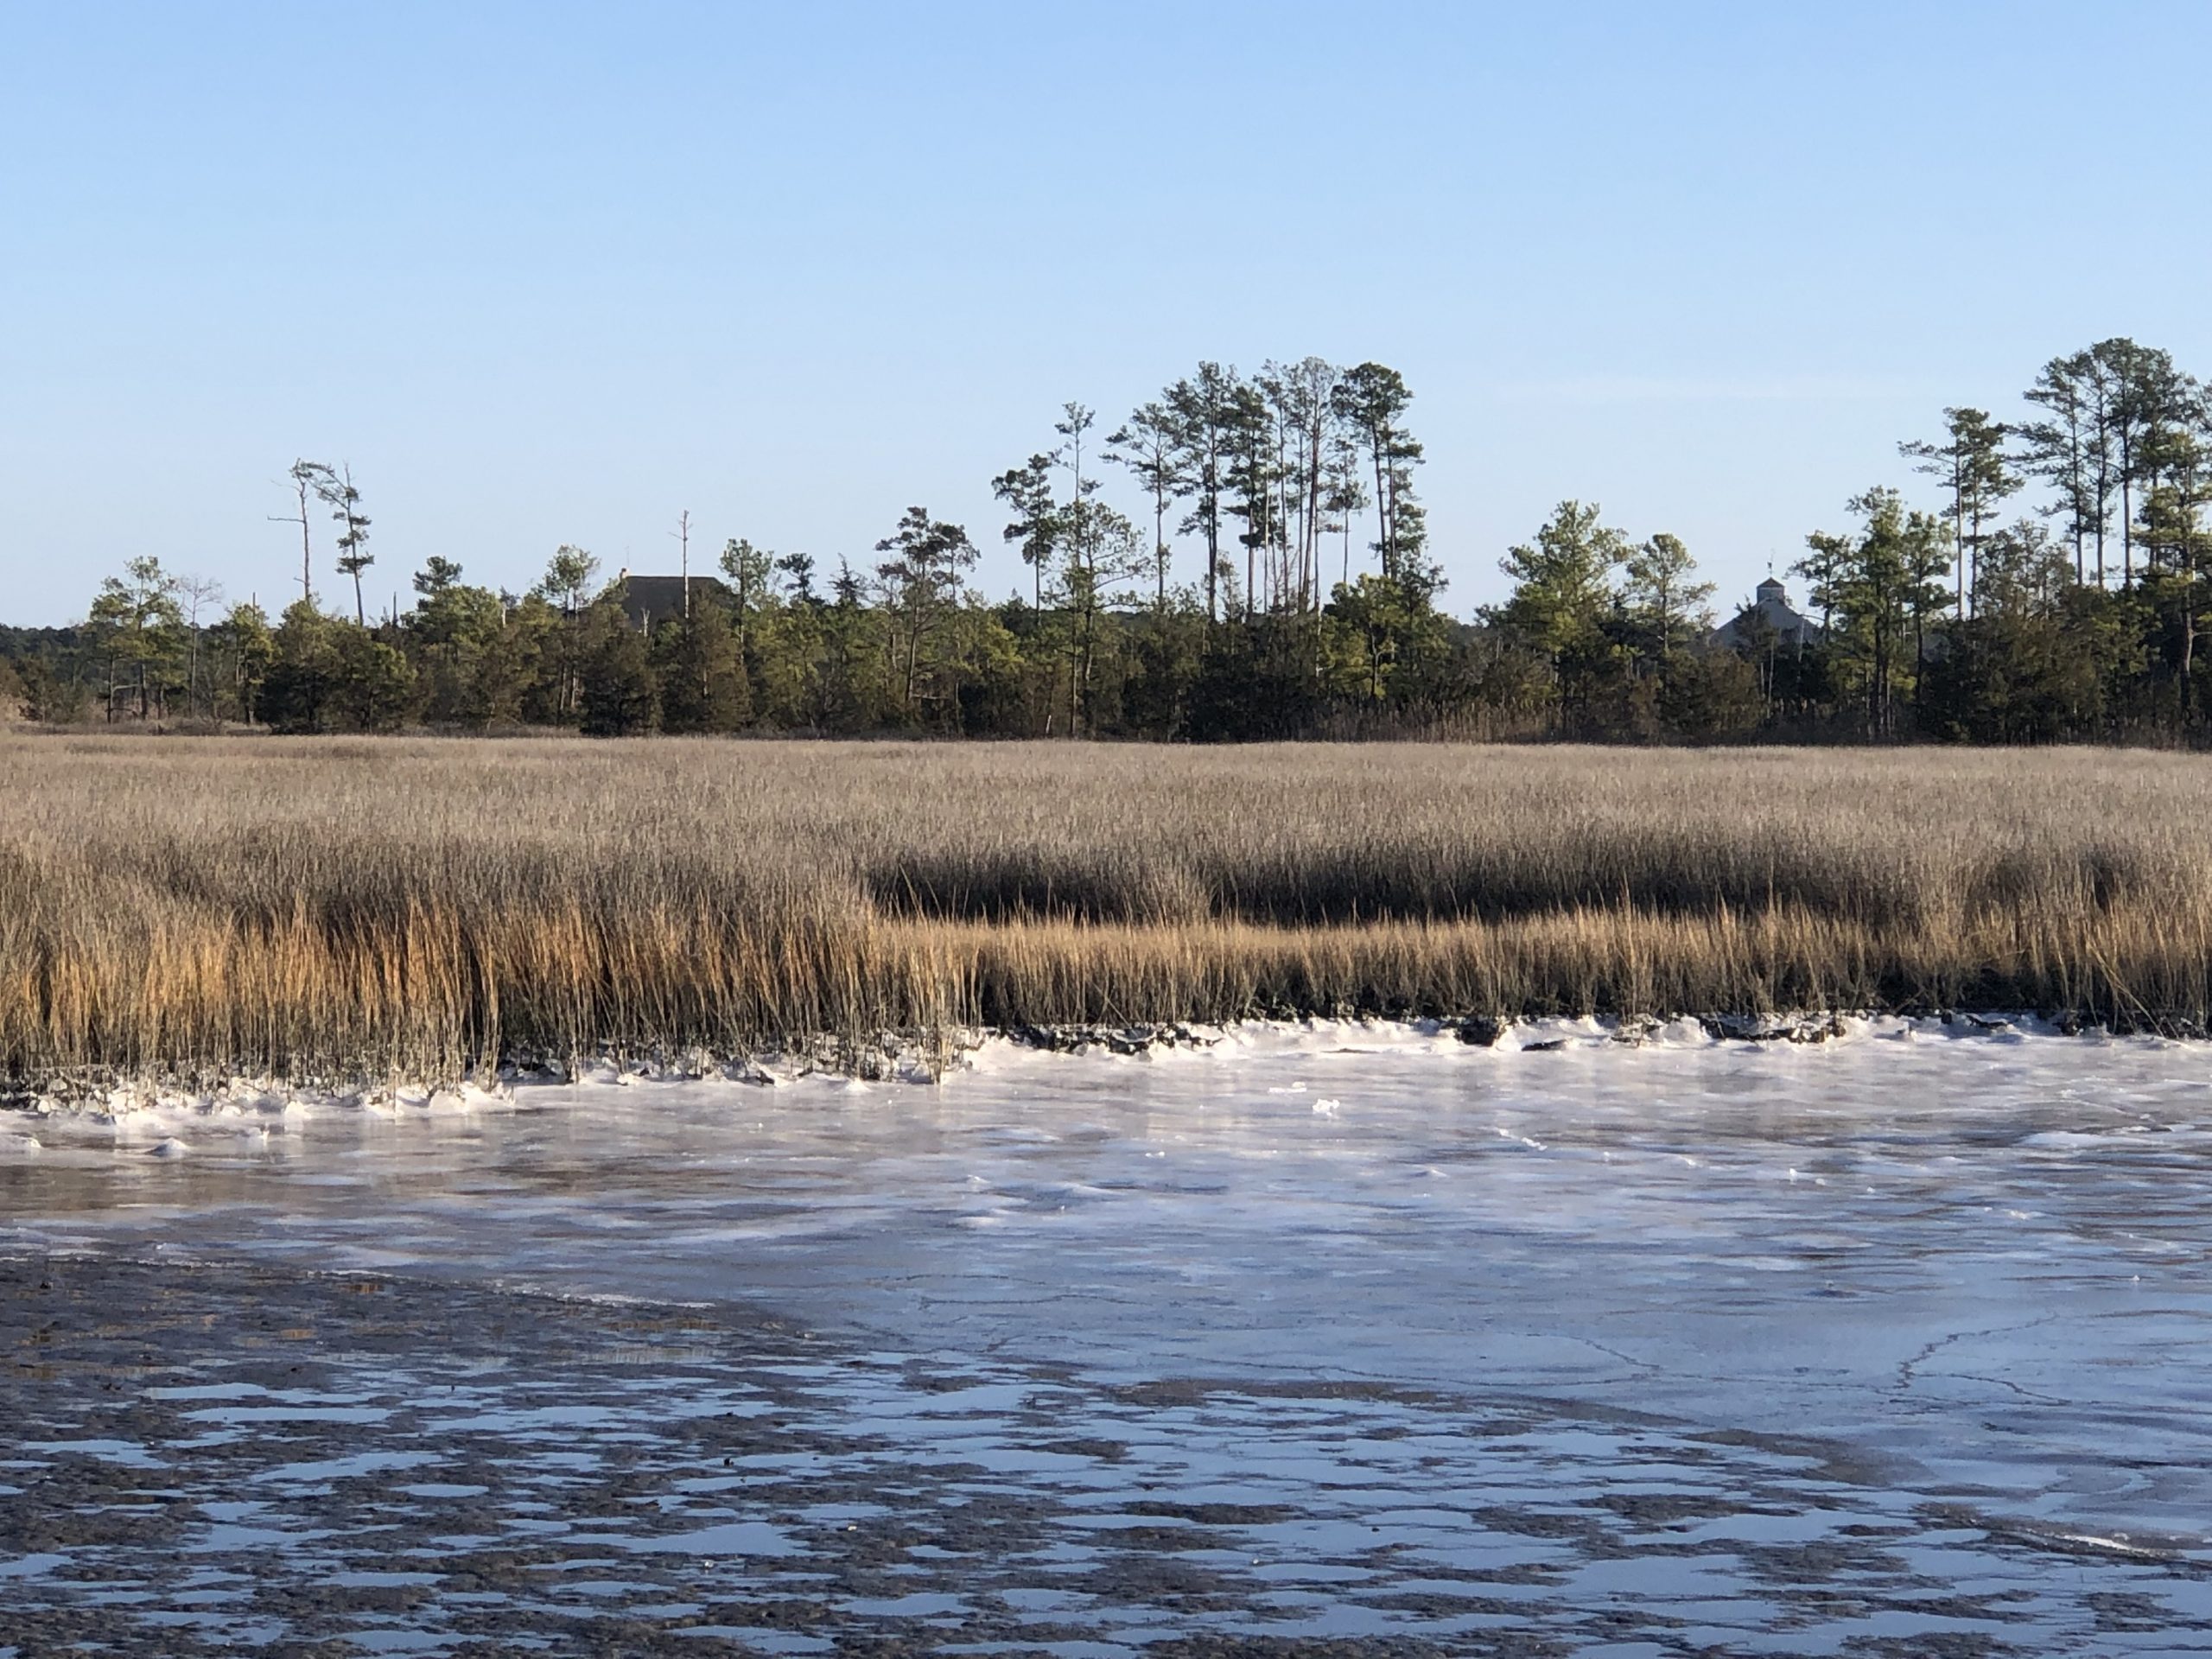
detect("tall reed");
top-left (3, 734), bottom-right (2209, 1089)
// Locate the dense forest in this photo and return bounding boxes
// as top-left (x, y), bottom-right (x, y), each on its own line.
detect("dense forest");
top-left (10, 339), bottom-right (2212, 744)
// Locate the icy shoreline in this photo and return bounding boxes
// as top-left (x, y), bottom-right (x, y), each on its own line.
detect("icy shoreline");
top-left (11, 1002), bottom-right (2212, 1587)
top-left (0, 1007), bottom-right (2171, 1135)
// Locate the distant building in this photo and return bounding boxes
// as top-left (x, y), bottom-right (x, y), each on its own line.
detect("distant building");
top-left (612, 574), bottom-right (736, 632)
top-left (1711, 576), bottom-right (1821, 652)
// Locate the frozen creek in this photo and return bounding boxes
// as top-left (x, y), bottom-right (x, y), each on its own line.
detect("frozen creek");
top-left (4, 1017), bottom-right (2212, 1654)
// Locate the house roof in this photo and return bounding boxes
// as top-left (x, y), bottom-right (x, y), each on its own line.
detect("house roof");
top-left (613, 574), bottom-right (736, 629)
top-left (1712, 577), bottom-right (1821, 649)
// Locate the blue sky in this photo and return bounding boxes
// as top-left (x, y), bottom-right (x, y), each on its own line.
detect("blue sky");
top-left (6, 1), bottom-right (2211, 625)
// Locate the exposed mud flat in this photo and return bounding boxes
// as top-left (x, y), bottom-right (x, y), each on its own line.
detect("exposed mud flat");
top-left (6, 1254), bottom-right (2210, 1656)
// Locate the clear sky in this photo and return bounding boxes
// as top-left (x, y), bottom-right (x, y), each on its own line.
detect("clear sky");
top-left (6, 1), bottom-right (2211, 626)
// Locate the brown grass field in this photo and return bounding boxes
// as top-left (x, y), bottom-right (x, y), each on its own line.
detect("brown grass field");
top-left (3, 734), bottom-right (2209, 1089)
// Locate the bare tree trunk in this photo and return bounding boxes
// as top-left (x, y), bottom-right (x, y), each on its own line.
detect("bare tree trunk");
top-left (2184, 538), bottom-right (2197, 725)
top-left (1371, 440), bottom-right (1391, 581)
top-left (1954, 487), bottom-right (1966, 618)
top-left (1204, 518), bottom-right (1216, 626)
top-left (2120, 430), bottom-right (2135, 587)
top-left (1154, 486), bottom-right (1167, 611)
top-left (677, 511), bottom-right (691, 619)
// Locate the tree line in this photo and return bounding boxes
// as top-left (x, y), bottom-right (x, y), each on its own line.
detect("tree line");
top-left (6, 339), bottom-right (2211, 744)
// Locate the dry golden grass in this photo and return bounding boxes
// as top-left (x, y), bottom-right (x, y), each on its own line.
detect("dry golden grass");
top-left (3, 734), bottom-right (2210, 1088)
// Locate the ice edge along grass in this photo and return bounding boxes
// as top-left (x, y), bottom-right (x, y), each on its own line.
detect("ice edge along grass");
top-left (0, 1014), bottom-right (2076, 1123)
top-left (4, 735), bottom-right (2210, 1093)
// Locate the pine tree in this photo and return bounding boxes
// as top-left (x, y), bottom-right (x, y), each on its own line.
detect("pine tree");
top-left (317, 465), bottom-right (373, 624)
top-left (1222, 378), bottom-right (1276, 618)
top-left (1331, 364), bottom-right (1421, 581)
top-left (329, 625), bottom-right (416, 732)
top-left (1166, 364), bottom-right (1237, 625)
top-left (874, 507), bottom-right (978, 716)
top-left (989, 455), bottom-right (1058, 607)
top-left (533, 545), bottom-right (601, 721)
top-left (1621, 532), bottom-right (1714, 664)
top-left (577, 602), bottom-right (658, 736)
top-left (718, 538), bottom-right (772, 647)
top-left (210, 601), bottom-right (274, 724)
top-left (86, 557), bottom-right (186, 721)
top-left (1105, 400), bottom-right (1191, 610)
top-left (1796, 488), bottom-right (1952, 737)
top-left (2018, 353), bottom-right (2096, 583)
top-left (1899, 407), bottom-right (2018, 615)
top-left (653, 609), bottom-right (751, 734)
top-left (1495, 502), bottom-right (1627, 656)
top-left (2096, 338), bottom-right (2183, 585)
top-left (260, 601), bottom-right (341, 734)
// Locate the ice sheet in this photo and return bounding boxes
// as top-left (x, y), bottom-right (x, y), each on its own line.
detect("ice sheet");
top-left (8, 1017), bottom-right (2212, 1550)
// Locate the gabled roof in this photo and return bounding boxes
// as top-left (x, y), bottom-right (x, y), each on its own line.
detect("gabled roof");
top-left (613, 575), bottom-right (737, 630)
top-left (1712, 577), bottom-right (1821, 650)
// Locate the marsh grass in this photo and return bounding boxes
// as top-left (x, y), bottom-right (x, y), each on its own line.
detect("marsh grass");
top-left (3, 735), bottom-right (2210, 1089)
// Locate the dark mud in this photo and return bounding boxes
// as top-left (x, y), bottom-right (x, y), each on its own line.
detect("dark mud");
top-left (4, 1253), bottom-right (2209, 1656)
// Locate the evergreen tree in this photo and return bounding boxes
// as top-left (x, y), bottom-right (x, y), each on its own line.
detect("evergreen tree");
top-left (533, 545), bottom-right (601, 721)
top-left (989, 455), bottom-right (1058, 607)
top-left (1053, 402), bottom-right (1102, 603)
top-left (74, 339), bottom-right (2212, 751)
top-left (1493, 503), bottom-right (1630, 727)
top-left (1052, 503), bottom-right (1148, 734)
top-left (470, 602), bottom-right (542, 729)
top-left (652, 608), bottom-right (751, 734)
top-left (1321, 423), bottom-right (1370, 589)
top-left (408, 562), bottom-right (508, 727)
top-left (1105, 401), bottom-right (1191, 609)
top-left (2133, 394), bottom-right (2212, 713)
top-left (1899, 407), bottom-right (2018, 615)
top-left (209, 601), bottom-right (275, 723)
top-left (815, 558), bottom-right (889, 729)
top-left (1325, 575), bottom-right (1444, 703)
top-left (2019, 353), bottom-right (2096, 584)
top-left (1259, 357), bottom-right (1341, 613)
top-left (328, 625), bottom-right (416, 731)
top-left (874, 506), bottom-right (978, 719)
top-left (261, 601), bottom-right (342, 733)
top-left (774, 551), bottom-right (817, 605)
top-left (1495, 502), bottom-right (1626, 655)
top-left (316, 465), bottom-right (373, 624)
top-left (1795, 488), bottom-right (1952, 737)
top-left (86, 557), bottom-right (186, 721)
top-left (1657, 649), bottom-right (1766, 740)
top-left (2076, 349), bottom-right (2124, 585)
top-left (1331, 364), bottom-right (1421, 581)
top-left (748, 588), bottom-right (826, 727)
top-left (12, 658), bottom-right (86, 724)
top-left (1166, 363), bottom-right (1237, 624)
top-left (1920, 531), bottom-right (2124, 744)
top-left (577, 602), bottom-right (658, 735)
top-left (1222, 378), bottom-right (1277, 617)
top-left (717, 537), bottom-right (773, 647)
top-left (2096, 338), bottom-right (2182, 584)
top-left (1620, 532), bottom-right (1714, 665)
